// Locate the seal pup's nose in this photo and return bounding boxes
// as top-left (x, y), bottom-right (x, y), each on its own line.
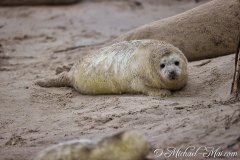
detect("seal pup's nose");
top-left (169, 70), bottom-right (177, 80)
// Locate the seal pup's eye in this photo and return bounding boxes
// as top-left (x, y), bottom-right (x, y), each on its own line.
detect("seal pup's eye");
top-left (174, 61), bottom-right (179, 66)
top-left (160, 64), bottom-right (165, 69)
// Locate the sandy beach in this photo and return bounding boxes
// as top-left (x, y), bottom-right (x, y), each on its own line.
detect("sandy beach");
top-left (0, 0), bottom-right (239, 159)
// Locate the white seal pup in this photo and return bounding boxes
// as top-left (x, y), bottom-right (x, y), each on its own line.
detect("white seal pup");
top-left (34, 130), bottom-right (150, 160)
top-left (36, 40), bottom-right (188, 96)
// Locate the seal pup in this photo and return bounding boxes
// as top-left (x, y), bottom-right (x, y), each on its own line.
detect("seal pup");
top-left (36, 40), bottom-right (188, 96)
top-left (34, 130), bottom-right (150, 160)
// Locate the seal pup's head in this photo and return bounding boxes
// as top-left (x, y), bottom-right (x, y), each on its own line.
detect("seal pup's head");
top-left (149, 41), bottom-right (188, 90)
top-left (92, 130), bottom-right (150, 160)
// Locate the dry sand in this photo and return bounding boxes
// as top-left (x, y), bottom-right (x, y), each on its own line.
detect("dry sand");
top-left (0, 0), bottom-right (239, 159)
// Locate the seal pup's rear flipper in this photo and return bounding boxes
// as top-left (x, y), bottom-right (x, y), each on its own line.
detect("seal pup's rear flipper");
top-left (35, 72), bottom-right (72, 88)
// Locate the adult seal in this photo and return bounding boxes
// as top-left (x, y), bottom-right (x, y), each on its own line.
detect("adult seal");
top-left (113, 0), bottom-right (240, 61)
top-left (36, 40), bottom-right (188, 96)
